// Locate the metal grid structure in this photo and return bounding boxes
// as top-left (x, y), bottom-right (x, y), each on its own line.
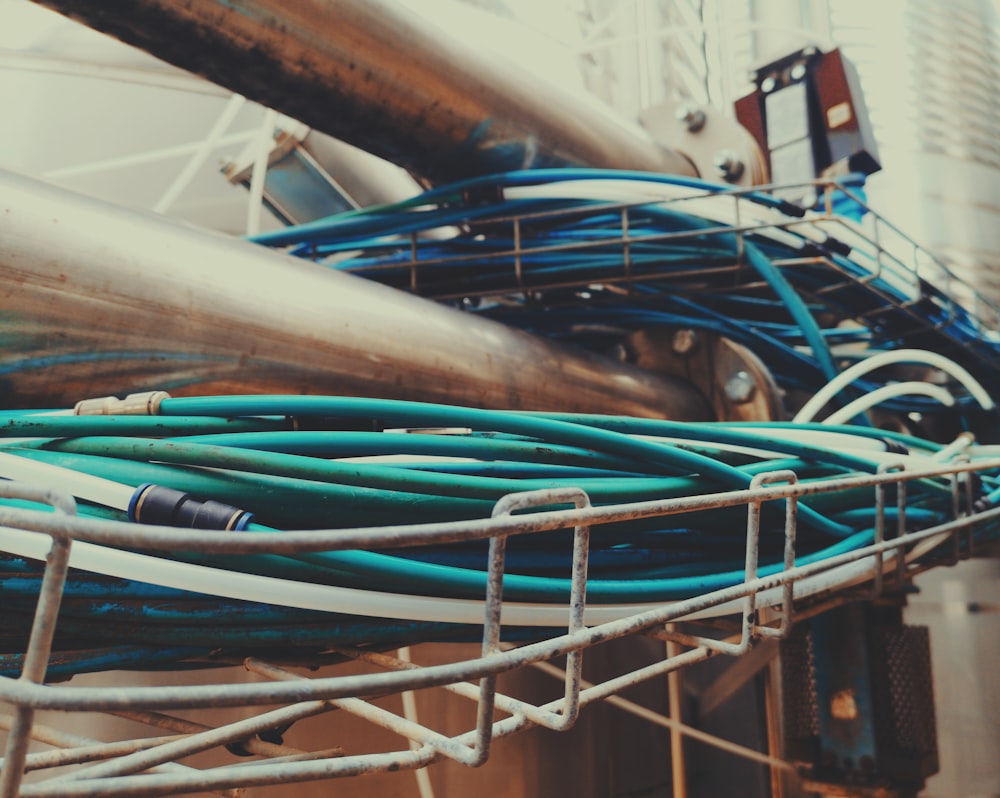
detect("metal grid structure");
top-left (0, 452), bottom-right (993, 796)
top-left (333, 178), bottom-right (1000, 379)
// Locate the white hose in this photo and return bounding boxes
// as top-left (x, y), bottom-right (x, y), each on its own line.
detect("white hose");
top-left (0, 447), bottom-right (896, 626)
top-left (930, 433), bottom-right (975, 462)
top-left (819, 381), bottom-right (955, 426)
top-left (0, 431), bottom-right (959, 629)
top-left (0, 452), bottom-right (133, 510)
top-left (397, 646), bottom-right (436, 798)
top-left (720, 426), bottom-right (931, 455)
top-left (968, 445), bottom-right (1000, 458)
top-left (0, 523), bottom-right (889, 628)
top-left (793, 348), bottom-right (994, 424)
top-left (637, 427), bottom-right (927, 462)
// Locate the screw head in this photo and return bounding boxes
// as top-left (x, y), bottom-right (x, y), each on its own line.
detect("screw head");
top-left (724, 370), bottom-right (756, 404)
top-left (713, 149), bottom-right (745, 182)
top-left (671, 329), bottom-right (698, 356)
top-left (675, 102), bottom-right (706, 133)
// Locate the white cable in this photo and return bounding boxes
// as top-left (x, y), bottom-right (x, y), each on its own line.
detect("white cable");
top-left (968, 445), bottom-right (1000, 458)
top-left (0, 452), bottom-right (133, 510)
top-left (0, 524), bottom-right (650, 626)
top-left (792, 348), bottom-right (995, 424)
top-left (637, 427), bottom-right (931, 462)
top-left (634, 431), bottom-right (935, 469)
top-left (819, 381), bottom-right (956, 426)
top-left (632, 434), bottom-right (789, 461)
top-left (929, 432), bottom-right (975, 462)
top-left (397, 646), bottom-right (436, 798)
top-left (716, 426), bottom-right (936, 455)
top-left (0, 522), bottom-right (890, 628)
top-left (0, 445), bottom-right (929, 629)
top-left (0, 434), bottom-right (963, 629)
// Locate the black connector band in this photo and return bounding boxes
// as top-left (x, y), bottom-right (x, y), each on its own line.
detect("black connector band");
top-left (128, 484), bottom-right (253, 531)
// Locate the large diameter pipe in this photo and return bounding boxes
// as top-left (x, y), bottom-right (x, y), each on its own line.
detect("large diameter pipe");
top-left (0, 168), bottom-right (708, 419)
top-left (30, 0), bottom-right (697, 185)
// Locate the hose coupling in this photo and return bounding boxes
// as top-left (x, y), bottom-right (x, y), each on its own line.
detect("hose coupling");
top-left (129, 484), bottom-right (254, 531)
top-left (75, 391), bottom-right (171, 416)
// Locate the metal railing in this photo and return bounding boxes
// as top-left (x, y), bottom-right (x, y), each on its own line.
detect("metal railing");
top-left (0, 455), bottom-right (995, 796)
top-left (335, 178), bottom-right (1000, 377)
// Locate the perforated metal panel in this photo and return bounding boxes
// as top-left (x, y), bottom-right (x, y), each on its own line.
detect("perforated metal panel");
top-left (781, 607), bottom-right (940, 791)
top-left (781, 622), bottom-right (820, 748)
top-left (869, 623), bottom-right (939, 783)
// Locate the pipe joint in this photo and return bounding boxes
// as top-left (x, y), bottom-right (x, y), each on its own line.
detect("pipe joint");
top-left (74, 391), bottom-right (172, 416)
top-left (129, 483), bottom-right (254, 531)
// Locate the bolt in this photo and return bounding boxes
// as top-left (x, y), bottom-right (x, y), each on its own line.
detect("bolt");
top-left (760, 75), bottom-right (777, 93)
top-left (790, 62), bottom-right (808, 81)
top-left (713, 149), bottom-right (745, 182)
top-left (675, 102), bottom-right (706, 133)
top-left (671, 329), bottom-right (699, 356)
top-left (724, 370), bottom-right (756, 404)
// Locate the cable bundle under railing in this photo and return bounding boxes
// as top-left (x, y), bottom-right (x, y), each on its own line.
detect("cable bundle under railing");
top-left (253, 169), bottom-right (1000, 419)
top-left (1, 392), bottom-right (999, 679)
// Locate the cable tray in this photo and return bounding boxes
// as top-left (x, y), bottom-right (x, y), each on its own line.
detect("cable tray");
top-left (318, 177), bottom-right (1000, 391)
top-left (1, 457), bottom-right (995, 797)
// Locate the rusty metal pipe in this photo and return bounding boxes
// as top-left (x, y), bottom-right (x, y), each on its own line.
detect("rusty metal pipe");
top-left (29, 0), bottom-right (697, 184)
top-left (0, 168), bottom-right (708, 418)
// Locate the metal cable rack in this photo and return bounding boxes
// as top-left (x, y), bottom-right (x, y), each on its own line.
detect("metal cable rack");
top-left (0, 454), bottom-right (995, 797)
top-left (331, 178), bottom-right (1000, 384)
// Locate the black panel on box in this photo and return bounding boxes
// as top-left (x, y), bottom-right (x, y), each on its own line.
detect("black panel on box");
top-left (736, 47), bottom-right (881, 189)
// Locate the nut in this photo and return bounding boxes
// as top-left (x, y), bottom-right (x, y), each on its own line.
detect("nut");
top-left (675, 102), bottom-right (706, 133)
top-left (724, 371), bottom-right (756, 404)
top-left (671, 329), bottom-right (699, 356)
top-left (713, 149), bottom-right (745, 182)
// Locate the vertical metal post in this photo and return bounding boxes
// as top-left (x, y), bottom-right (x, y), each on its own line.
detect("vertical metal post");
top-left (473, 529), bottom-right (507, 766)
top-left (665, 631), bottom-right (687, 798)
top-left (622, 206), bottom-right (633, 290)
top-left (950, 455), bottom-right (975, 560)
top-left (733, 193), bottom-right (745, 267)
top-left (557, 491), bottom-right (591, 730)
top-left (741, 486), bottom-right (763, 652)
top-left (894, 474), bottom-right (907, 581)
top-left (764, 657), bottom-right (785, 798)
top-left (513, 217), bottom-right (525, 299)
top-left (876, 463), bottom-right (906, 587)
top-left (756, 472), bottom-right (798, 640)
top-left (745, 471), bottom-right (799, 647)
top-left (410, 232), bottom-right (419, 293)
top-left (0, 487), bottom-right (77, 798)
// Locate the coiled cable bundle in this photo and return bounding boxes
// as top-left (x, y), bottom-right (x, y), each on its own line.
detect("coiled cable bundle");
top-left (252, 169), bottom-right (1000, 421)
top-left (2, 393), bottom-right (998, 678)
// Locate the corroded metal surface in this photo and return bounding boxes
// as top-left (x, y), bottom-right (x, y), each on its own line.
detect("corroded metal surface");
top-left (0, 168), bottom-right (709, 418)
top-left (31, 0), bottom-right (698, 184)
